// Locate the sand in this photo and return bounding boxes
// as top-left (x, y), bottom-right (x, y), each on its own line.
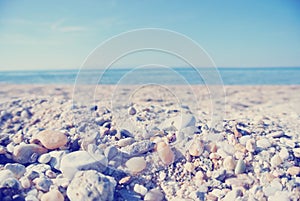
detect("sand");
top-left (0, 84), bottom-right (300, 200)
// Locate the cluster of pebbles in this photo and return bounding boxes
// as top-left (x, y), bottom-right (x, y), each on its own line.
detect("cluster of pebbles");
top-left (0, 87), bottom-right (300, 201)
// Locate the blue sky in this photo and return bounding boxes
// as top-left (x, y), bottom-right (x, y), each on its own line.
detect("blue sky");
top-left (0, 0), bottom-right (299, 70)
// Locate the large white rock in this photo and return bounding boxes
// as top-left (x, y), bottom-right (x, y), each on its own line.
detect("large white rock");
top-left (60, 151), bottom-right (107, 179)
top-left (160, 114), bottom-right (196, 131)
top-left (67, 170), bottom-right (116, 201)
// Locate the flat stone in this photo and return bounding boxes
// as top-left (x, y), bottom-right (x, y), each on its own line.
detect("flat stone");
top-left (60, 151), bottom-right (107, 179)
top-left (160, 114), bottom-right (196, 131)
top-left (67, 170), bottom-right (116, 201)
top-left (34, 130), bottom-right (68, 150)
top-left (287, 166), bottom-right (300, 176)
top-left (117, 138), bottom-right (135, 147)
top-left (270, 154), bottom-right (282, 168)
top-left (41, 189), bottom-right (64, 201)
top-left (133, 184), bottom-right (148, 196)
top-left (256, 138), bottom-right (271, 149)
top-left (4, 163), bottom-right (26, 178)
top-left (13, 144), bottom-right (47, 164)
top-left (144, 188), bottom-right (164, 201)
top-left (126, 157), bottom-right (147, 174)
top-left (104, 146), bottom-right (119, 160)
top-left (234, 159), bottom-right (246, 174)
top-left (122, 140), bottom-right (155, 157)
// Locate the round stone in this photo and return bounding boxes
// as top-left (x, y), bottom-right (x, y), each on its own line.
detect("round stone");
top-left (35, 130), bottom-right (68, 150)
top-left (156, 141), bottom-right (174, 165)
top-left (125, 157), bottom-right (147, 174)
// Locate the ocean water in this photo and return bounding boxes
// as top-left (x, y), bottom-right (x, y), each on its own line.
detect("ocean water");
top-left (0, 67), bottom-right (299, 85)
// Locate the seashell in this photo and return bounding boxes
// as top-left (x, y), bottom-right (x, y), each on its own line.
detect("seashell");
top-left (156, 141), bottom-right (175, 165)
top-left (125, 157), bottom-right (147, 173)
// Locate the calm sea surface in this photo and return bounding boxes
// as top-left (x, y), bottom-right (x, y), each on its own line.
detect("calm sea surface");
top-left (0, 67), bottom-right (299, 85)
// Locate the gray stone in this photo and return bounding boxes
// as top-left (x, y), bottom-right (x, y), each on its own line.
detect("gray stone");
top-left (60, 151), bottom-right (108, 179)
top-left (38, 153), bottom-right (51, 164)
top-left (34, 177), bottom-right (53, 192)
top-left (234, 159), bottom-right (246, 174)
top-left (67, 170), bottom-right (116, 201)
top-left (104, 146), bottom-right (119, 160)
top-left (13, 144), bottom-right (47, 164)
top-left (49, 150), bottom-right (68, 170)
top-left (121, 140), bottom-right (155, 157)
top-left (4, 163), bottom-right (26, 178)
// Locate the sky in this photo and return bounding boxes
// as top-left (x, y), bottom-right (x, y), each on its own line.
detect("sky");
top-left (0, 0), bottom-right (300, 70)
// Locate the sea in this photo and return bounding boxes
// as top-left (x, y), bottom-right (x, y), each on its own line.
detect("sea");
top-left (0, 67), bottom-right (299, 85)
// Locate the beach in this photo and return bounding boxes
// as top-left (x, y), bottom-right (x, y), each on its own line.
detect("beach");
top-left (0, 84), bottom-right (300, 200)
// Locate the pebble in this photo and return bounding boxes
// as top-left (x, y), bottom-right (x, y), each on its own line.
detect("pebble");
top-left (246, 139), bottom-right (256, 153)
top-left (234, 159), bottom-right (246, 174)
top-left (256, 138), bottom-right (271, 149)
top-left (41, 189), bottom-right (64, 201)
top-left (67, 170), bottom-right (116, 201)
top-left (144, 188), bottom-right (164, 201)
top-left (133, 184), bottom-right (148, 196)
top-left (4, 163), bottom-right (26, 178)
top-left (188, 138), bottom-right (204, 157)
top-left (279, 147), bottom-right (289, 161)
top-left (293, 147), bottom-right (300, 158)
top-left (266, 131), bottom-right (285, 138)
top-left (287, 166), bottom-right (300, 176)
top-left (117, 138), bottom-right (135, 147)
top-left (122, 140), bottom-right (155, 157)
top-left (128, 106), bottom-right (137, 115)
top-left (60, 151), bottom-right (108, 179)
top-left (184, 162), bottom-right (195, 172)
top-left (156, 141), bottom-right (175, 165)
top-left (38, 153), bottom-right (52, 164)
top-left (104, 145), bottom-right (118, 160)
top-left (270, 154), bottom-right (282, 168)
top-left (13, 144), bottom-right (47, 164)
top-left (34, 130), bottom-right (68, 150)
top-left (223, 156), bottom-right (236, 171)
top-left (125, 157), bottom-right (147, 173)
top-left (222, 189), bottom-right (242, 201)
top-left (33, 177), bottom-right (53, 192)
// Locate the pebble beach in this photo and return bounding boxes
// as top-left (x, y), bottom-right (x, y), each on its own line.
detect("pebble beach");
top-left (0, 84), bottom-right (300, 201)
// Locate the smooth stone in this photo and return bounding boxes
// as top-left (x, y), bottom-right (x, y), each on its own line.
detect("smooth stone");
top-left (41, 189), bottom-right (64, 201)
top-left (287, 166), bottom-right (300, 176)
top-left (13, 144), bottom-right (47, 164)
top-left (256, 138), bottom-right (271, 149)
top-left (38, 153), bottom-right (52, 164)
top-left (133, 184), bottom-right (148, 196)
top-left (104, 146), bottom-right (119, 160)
top-left (188, 138), bottom-right (204, 157)
top-left (293, 147), bottom-right (300, 157)
top-left (117, 138), bottom-right (135, 147)
top-left (234, 159), bottom-right (246, 174)
top-left (126, 157), bottom-right (147, 173)
top-left (4, 163), bottom-right (26, 178)
top-left (279, 147), bottom-right (289, 161)
top-left (222, 189), bottom-right (242, 201)
top-left (33, 177), bottom-right (53, 192)
top-left (266, 131), bottom-right (285, 138)
top-left (246, 139), bottom-right (256, 153)
top-left (49, 150), bottom-right (68, 170)
top-left (35, 130), bottom-right (68, 150)
top-left (128, 107), bottom-right (137, 115)
top-left (67, 170), bottom-right (116, 201)
top-left (60, 151), bottom-right (107, 179)
top-left (223, 156), bottom-right (236, 171)
top-left (270, 154), bottom-right (282, 168)
top-left (156, 141), bottom-right (175, 165)
top-left (122, 140), bottom-right (155, 157)
top-left (160, 114), bottom-right (196, 131)
top-left (144, 188), bottom-right (164, 201)
top-left (263, 180), bottom-right (282, 197)
top-left (267, 191), bottom-right (290, 201)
